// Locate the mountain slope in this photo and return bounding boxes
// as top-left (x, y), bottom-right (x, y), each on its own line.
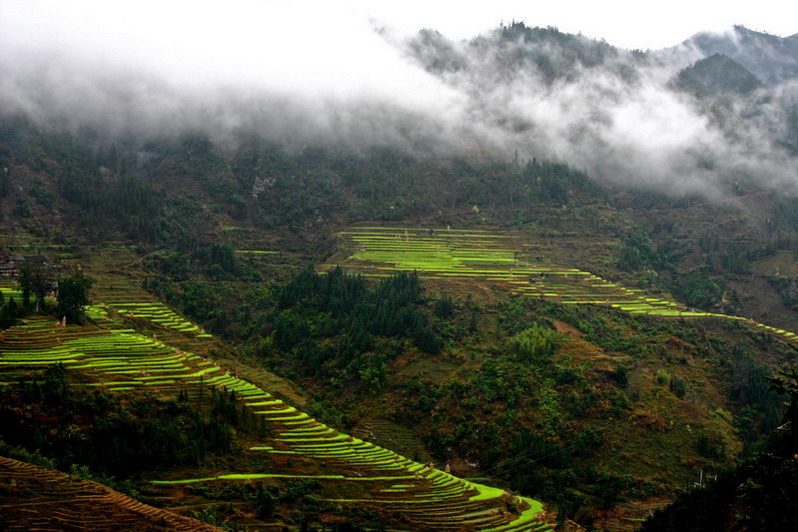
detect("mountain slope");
top-left (0, 285), bottom-right (552, 530)
top-left (0, 455), bottom-right (220, 531)
top-left (679, 25), bottom-right (798, 84)
top-left (641, 402), bottom-right (798, 531)
top-left (672, 53), bottom-right (762, 98)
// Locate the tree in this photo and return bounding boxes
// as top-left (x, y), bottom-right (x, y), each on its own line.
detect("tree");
top-left (771, 368), bottom-right (798, 434)
top-left (18, 261), bottom-right (53, 312)
top-left (0, 297), bottom-right (19, 329)
top-left (253, 482), bottom-right (276, 518)
top-left (57, 270), bottom-right (94, 324)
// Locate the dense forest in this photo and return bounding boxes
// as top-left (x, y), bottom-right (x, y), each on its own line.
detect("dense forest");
top-left (0, 113), bottom-right (603, 249)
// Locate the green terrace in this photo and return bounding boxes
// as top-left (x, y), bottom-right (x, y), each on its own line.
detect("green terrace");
top-left (100, 301), bottom-right (212, 338)
top-left (234, 250), bottom-right (279, 255)
top-left (332, 227), bottom-right (706, 316)
top-left (0, 285), bottom-right (23, 300)
top-left (0, 310), bottom-right (550, 530)
top-left (332, 227), bottom-right (798, 343)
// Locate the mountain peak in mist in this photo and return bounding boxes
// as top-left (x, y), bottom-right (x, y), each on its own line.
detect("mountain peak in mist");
top-left (673, 53), bottom-right (762, 98)
top-left (681, 25), bottom-right (798, 84)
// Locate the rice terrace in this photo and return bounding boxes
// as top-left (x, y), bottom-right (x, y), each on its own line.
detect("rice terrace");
top-left (3, 221), bottom-right (798, 529)
top-left (0, 270), bottom-right (551, 531)
top-left (3, 218), bottom-right (798, 530)
top-left (331, 226), bottom-right (798, 343)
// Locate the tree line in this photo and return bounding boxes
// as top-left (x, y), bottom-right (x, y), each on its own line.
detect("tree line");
top-left (260, 267), bottom-right (442, 390)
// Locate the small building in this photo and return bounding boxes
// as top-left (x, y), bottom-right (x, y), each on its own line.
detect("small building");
top-left (0, 263), bottom-right (18, 277)
top-left (0, 255), bottom-right (50, 278)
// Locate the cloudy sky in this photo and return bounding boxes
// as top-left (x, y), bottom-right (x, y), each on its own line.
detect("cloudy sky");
top-left (4, 0), bottom-right (795, 53)
top-left (4, 0), bottom-right (794, 97)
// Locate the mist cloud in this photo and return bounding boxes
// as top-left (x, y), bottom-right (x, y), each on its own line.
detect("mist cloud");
top-left (401, 27), bottom-right (798, 198)
top-left (2, 1), bottom-right (797, 199)
top-left (1, 0), bottom-right (467, 148)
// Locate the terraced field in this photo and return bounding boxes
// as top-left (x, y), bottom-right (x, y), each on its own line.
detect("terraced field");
top-left (0, 455), bottom-right (220, 531)
top-left (102, 300), bottom-right (214, 338)
top-left (0, 284), bottom-right (23, 300)
top-left (0, 307), bottom-right (551, 530)
top-left (333, 226), bottom-right (798, 344)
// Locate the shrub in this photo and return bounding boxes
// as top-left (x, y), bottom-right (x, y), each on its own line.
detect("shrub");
top-left (509, 323), bottom-right (559, 360)
top-left (670, 375), bottom-right (686, 398)
top-left (434, 294), bottom-right (455, 319)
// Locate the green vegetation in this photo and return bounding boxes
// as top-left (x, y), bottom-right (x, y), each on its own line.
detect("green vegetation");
top-left (17, 261), bottom-right (52, 312)
top-left (57, 269), bottom-right (94, 323)
top-left (0, 294), bottom-right (23, 328)
top-left (768, 275), bottom-right (798, 311)
top-left (260, 267), bottom-right (442, 388)
top-left (0, 116), bottom-right (605, 253)
top-left (335, 226), bottom-right (722, 318)
top-left (0, 365), bottom-right (241, 476)
top-left (508, 323), bottom-right (560, 360)
top-left (4, 108), bottom-right (798, 529)
top-left (642, 369), bottom-right (798, 531)
top-left (0, 299), bottom-right (549, 530)
top-left (673, 53), bottom-right (763, 98)
top-left (106, 300), bottom-right (210, 336)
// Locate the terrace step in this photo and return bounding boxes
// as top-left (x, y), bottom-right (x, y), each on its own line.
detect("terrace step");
top-left (0, 456), bottom-right (219, 531)
top-left (0, 293), bottom-right (553, 531)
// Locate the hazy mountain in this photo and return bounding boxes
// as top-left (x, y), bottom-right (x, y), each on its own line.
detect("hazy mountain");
top-left (672, 53), bottom-right (763, 98)
top-left (678, 25), bottom-right (798, 84)
top-left (3, 15), bottom-right (798, 531)
top-left (402, 22), bottom-right (798, 198)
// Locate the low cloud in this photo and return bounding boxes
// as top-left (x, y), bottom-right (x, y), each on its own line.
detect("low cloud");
top-left (2, 2), bottom-right (797, 199)
top-left (0, 1), bottom-right (466, 149)
top-left (402, 26), bottom-right (798, 198)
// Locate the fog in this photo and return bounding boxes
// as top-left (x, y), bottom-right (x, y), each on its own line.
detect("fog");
top-left (1, 1), bottom-right (468, 147)
top-left (2, 1), bottom-right (798, 199)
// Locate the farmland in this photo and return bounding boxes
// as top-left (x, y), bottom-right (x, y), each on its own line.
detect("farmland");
top-left (0, 285), bottom-right (552, 530)
top-left (0, 456), bottom-right (219, 531)
top-left (2, 223), bottom-right (796, 529)
top-left (332, 226), bottom-right (798, 343)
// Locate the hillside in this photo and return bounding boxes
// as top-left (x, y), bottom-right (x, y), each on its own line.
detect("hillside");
top-left (1, 112), bottom-right (798, 528)
top-left (0, 456), bottom-right (220, 531)
top-left (640, 372), bottom-right (798, 531)
top-left (0, 255), bottom-right (552, 530)
top-left (678, 25), bottom-right (798, 85)
top-left (299, 225), bottom-right (795, 528)
top-left (672, 54), bottom-right (762, 98)
top-left (2, 216), bottom-right (796, 529)
top-left (2, 15), bottom-right (798, 531)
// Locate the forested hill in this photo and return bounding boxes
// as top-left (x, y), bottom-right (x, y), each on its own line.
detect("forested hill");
top-left (0, 113), bottom-right (602, 247)
top-left (2, 109), bottom-right (798, 529)
top-left (6, 109), bottom-right (798, 332)
top-left (677, 25), bottom-right (798, 84)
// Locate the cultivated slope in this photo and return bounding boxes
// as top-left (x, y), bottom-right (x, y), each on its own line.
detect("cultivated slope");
top-left (332, 226), bottom-right (798, 344)
top-left (0, 455), bottom-right (220, 531)
top-left (0, 296), bottom-right (551, 530)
